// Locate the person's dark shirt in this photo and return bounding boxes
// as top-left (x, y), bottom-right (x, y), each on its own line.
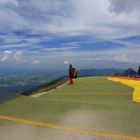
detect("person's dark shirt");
top-left (69, 67), bottom-right (73, 77)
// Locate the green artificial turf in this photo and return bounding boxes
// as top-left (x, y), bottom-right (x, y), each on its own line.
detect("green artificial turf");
top-left (53, 77), bottom-right (133, 94)
top-left (0, 77), bottom-right (140, 137)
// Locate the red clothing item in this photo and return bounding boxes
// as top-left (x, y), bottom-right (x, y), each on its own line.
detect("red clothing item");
top-left (69, 77), bottom-right (74, 85)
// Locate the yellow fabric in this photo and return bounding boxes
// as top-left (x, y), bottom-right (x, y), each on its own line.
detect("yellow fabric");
top-left (108, 77), bottom-right (140, 103)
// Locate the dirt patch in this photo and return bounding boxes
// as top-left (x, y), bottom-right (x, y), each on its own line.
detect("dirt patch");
top-left (31, 81), bottom-right (68, 98)
top-left (61, 107), bottom-right (102, 130)
top-left (57, 107), bottom-right (128, 140)
top-left (31, 89), bottom-right (55, 98)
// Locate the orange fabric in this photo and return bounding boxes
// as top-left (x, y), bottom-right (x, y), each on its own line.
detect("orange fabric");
top-left (108, 77), bottom-right (140, 103)
top-left (111, 76), bottom-right (140, 81)
top-left (120, 77), bottom-right (140, 81)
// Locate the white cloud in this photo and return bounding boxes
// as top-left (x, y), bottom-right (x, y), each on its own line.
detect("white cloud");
top-left (114, 54), bottom-right (130, 63)
top-left (64, 60), bottom-right (69, 65)
top-left (0, 0), bottom-right (140, 69)
top-left (0, 0), bottom-right (139, 38)
top-left (0, 0), bottom-right (19, 6)
top-left (109, 0), bottom-right (140, 14)
top-left (1, 50), bottom-right (12, 62)
top-left (31, 60), bottom-right (40, 65)
top-left (1, 55), bottom-right (9, 62)
top-left (30, 42), bottom-right (140, 69)
top-left (0, 32), bottom-right (52, 50)
top-left (0, 50), bottom-right (26, 63)
top-left (41, 46), bottom-right (80, 52)
top-left (13, 51), bottom-right (23, 62)
top-left (0, 9), bottom-right (28, 30)
top-left (4, 50), bottom-right (12, 55)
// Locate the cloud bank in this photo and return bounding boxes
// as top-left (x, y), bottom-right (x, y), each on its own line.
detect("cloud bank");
top-left (0, 0), bottom-right (140, 70)
top-left (0, 0), bottom-right (140, 38)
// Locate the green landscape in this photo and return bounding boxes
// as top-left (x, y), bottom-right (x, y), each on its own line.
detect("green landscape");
top-left (0, 77), bottom-right (140, 140)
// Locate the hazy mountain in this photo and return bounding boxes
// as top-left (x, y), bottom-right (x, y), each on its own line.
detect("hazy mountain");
top-left (122, 68), bottom-right (137, 77)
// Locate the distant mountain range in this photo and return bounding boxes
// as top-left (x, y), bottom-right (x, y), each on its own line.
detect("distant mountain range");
top-left (114, 68), bottom-right (138, 77)
top-left (78, 68), bottom-right (138, 77)
top-left (78, 68), bottom-right (124, 76)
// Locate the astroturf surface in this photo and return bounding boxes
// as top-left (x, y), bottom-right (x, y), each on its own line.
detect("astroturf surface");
top-left (0, 77), bottom-right (140, 139)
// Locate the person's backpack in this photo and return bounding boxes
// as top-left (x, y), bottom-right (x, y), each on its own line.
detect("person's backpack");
top-left (72, 68), bottom-right (77, 78)
top-left (138, 67), bottom-right (140, 75)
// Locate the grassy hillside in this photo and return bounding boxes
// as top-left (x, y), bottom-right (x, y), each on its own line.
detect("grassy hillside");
top-left (0, 77), bottom-right (140, 140)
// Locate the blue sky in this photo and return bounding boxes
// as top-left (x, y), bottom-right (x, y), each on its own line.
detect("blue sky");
top-left (0, 0), bottom-right (140, 70)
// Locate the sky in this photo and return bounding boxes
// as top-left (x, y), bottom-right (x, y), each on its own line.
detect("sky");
top-left (0, 0), bottom-right (140, 71)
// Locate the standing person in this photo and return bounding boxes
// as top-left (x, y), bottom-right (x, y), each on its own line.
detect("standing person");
top-left (138, 65), bottom-right (140, 76)
top-left (69, 64), bottom-right (74, 85)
